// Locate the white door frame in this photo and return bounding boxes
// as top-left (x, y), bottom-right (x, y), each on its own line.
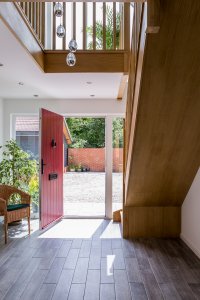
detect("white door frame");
top-left (11, 113), bottom-right (124, 219)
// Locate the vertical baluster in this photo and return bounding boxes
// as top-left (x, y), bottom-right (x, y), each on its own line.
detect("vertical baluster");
top-left (73, 3), bottom-right (76, 40)
top-left (113, 2), bottom-right (116, 50)
top-left (21, 2), bottom-right (25, 11)
top-left (103, 2), bottom-right (106, 50)
top-left (26, 3), bottom-right (30, 23)
top-left (32, 3), bottom-right (36, 32)
top-left (53, 2), bottom-right (56, 50)
top-left (93, 2), bottom-right (96, 50)
top-left (63, 2), bottom-right (66, 50)
top-left (30, 3), bottom-right (33, 28)
top-left (37, 2), bottom-right (40, 37)
top-left (29, 3), bottom-right (31, 26)
top-left (124, 3), bottom-right (130, 50)
top-left (25, 2), bottom-right (28, 16)
top-left (39, 3), bottom-right (42, 42)
top-left (41, 2), bottom-right (45, 47)
top-left (83, 3), bottom-right (86, 50)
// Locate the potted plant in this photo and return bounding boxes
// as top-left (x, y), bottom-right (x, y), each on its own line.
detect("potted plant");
top-left (69, 164), bottom-right (76, 172)
top-left (76, 163), bottom-right (82, 172)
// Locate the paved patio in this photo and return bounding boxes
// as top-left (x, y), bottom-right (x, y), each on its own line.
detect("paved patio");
top-left (64, 172), bottom-right (123, 216)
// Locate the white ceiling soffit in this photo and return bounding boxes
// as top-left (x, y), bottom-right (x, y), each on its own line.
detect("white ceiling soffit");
top-left (0, 19), bottom-right (123, 100)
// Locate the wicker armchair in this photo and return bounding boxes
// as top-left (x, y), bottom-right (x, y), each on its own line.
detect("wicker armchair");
top-left (0, 185), bottom-right (31, 243)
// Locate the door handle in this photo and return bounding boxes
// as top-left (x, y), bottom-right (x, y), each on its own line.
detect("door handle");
top-left (41, 159), bottom-right (46, 175)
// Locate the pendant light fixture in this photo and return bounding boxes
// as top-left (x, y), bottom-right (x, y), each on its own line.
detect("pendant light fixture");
top-left (66, 52), bottom-right (76, 67)
top-left (56, 24), bottom-right (65, 38)
top-left (54, 2), bottom-right (63, 17)
top-left (54, 2), bottom-right (78, 66)
top-left (68, 39), bottom-right (78, 52)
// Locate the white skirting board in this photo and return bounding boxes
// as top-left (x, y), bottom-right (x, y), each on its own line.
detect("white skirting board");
top-left (180, 234), bottom-right (200, 260)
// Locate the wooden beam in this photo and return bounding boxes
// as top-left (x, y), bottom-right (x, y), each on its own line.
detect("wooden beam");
top-left (147, 0), bottom-right (160, 33)
top-left (44, 51), bottom-right (129, 73)
top-left (0, 2), bottom-right (44, 70)
top-left (117, 74), bottom-right (128, 100)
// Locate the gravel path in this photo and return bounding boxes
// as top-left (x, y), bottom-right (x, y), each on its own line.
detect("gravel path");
top-left (64, 172), bottom-right (123, 203)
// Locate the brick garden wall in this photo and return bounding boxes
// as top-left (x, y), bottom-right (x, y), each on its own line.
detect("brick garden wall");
top-left (68, 148), bottom-right (123, 172)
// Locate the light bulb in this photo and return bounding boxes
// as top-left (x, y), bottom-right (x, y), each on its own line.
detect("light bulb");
top-left (68, 39), bottom-right (78, 52)
top-left (57, 25), bottom-right (65, 38)
top-left (54, 2), bottom-right (63, 17)
top-left (66, 53), bottom-right (76, 67)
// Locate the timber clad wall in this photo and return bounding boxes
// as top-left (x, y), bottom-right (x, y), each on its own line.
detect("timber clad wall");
top-left (68, 148), bottom-right (123, 172)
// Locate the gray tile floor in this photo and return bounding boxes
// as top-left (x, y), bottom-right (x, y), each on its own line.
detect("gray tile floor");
top-left (0, 219), bottom-right (200, 299)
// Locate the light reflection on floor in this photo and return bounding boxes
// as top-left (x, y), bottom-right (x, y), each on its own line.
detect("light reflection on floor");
top-left (39, 219), bottom-right (122, 239)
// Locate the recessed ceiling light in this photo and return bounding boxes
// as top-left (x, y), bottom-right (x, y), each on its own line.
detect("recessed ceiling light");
top-left (86, 81), bottom-right (92, 84)
top-left (33, 94), bottom-right (39, 97)
top-left (90, 94), bottom-right (95, 97)
top-left (18, 82), bottom-right (24, 86)
top-left (0, 63), bottom-right (3, 67)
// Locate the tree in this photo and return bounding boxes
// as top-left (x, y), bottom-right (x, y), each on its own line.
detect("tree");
top-left (66, 118), bottom-right (123, 148)
top-left (0, 140), bottom-right (38, 204)
top-left (66, 118), bottom-right (105, 148)
top-left (113, 118), bottom-right (124, 148)
top-left (86, 5), bottom-right (121, 50)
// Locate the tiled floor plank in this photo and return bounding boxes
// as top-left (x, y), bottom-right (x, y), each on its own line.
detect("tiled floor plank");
top-left (35, 283), bottom-right (56, 300)
top-left (20, 269), bottom-right (48, 300)
top-left (64, 248), bottom-right (80, 269)
top-left (100, 284), bottom-right (115, 300)
top-left (84, 270), bottom-right (100, 300)
top-left (52, 269), bottom-right (74, 300)
top-left (130, 282), bottom-right (148, 300)
top-left (68, 283), bottom-right (85, 300)
top-left (73, 257), bottom-right (89, 283)
top-left (44, 257), bottom-right (65, 284)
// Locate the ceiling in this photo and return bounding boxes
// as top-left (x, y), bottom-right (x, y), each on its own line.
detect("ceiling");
top-left (0, 19), bottom-right (123, 100)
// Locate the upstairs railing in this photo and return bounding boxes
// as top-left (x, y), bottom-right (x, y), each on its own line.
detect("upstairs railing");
top-left (17, 2), bottom-right (45, 48)
top-left (16, 2), bottom-right (130, 52)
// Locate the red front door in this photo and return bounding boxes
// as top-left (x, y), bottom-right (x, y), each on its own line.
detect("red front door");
top-left (39, 108), bottom-right (63, 229)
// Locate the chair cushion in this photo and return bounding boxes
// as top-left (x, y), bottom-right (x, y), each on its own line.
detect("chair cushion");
top-left (7, 204), bottom-right (30, 211)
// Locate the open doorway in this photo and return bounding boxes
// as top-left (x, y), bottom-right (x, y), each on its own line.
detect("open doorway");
top-left (64, 117), bottom-right (106, 217)
top-left (12, 114), bottom-right (124, 221)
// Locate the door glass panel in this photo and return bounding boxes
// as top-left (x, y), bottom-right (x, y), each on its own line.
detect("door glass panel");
top-left (64, 117), bottom-right (105, 216)
top-left (112, 117), bottom-right (124, 211)
top-left (15, 116), bottom-right (39, 218)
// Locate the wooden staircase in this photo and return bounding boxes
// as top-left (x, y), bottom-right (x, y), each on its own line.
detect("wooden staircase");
top-left (124, 0), bottom-right (200, 238)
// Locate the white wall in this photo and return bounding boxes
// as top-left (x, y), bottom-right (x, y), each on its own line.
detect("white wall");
top-left (181, 168), bottom-right (200, 258)
top-left (3, 97), bottom-right (126, 143)
top-left (0, 98), bottom-right (3, 158)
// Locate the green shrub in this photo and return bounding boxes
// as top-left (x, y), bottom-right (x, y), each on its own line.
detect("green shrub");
top-left (0, 140), bottom-right (39, 205)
